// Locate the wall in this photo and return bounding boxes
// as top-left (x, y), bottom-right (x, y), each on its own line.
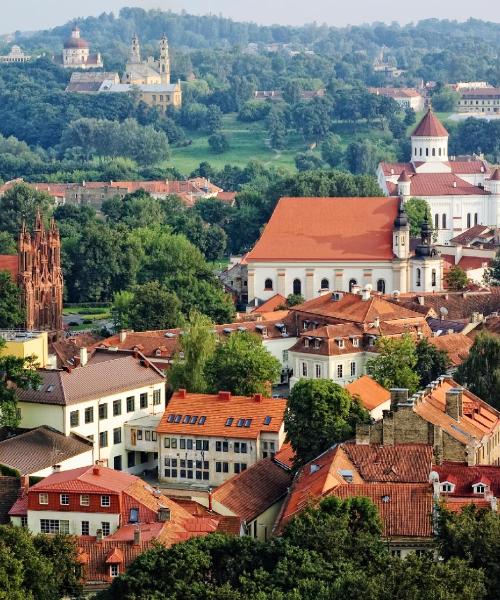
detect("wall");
top-left (0, 332), bottom-right (48, 367)
top-left (31, 450), bottom-right (94, 478)
top-left (27, 509), bottom-right (120, 536)
top-left (18, 402), bottom-right (64, 433)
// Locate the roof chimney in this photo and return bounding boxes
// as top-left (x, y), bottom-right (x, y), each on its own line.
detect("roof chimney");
top-left (119, 330), bottom-right (127, 343)
top-left (253, 393), bottom-right (263, 403)
top-left (93, 466), bottom-right (100, 476)
top-left (80, 347), bottom-right (88, 367)
top-left (361, 287), bottom-right (371, 301)
top-left (218, 391), bottom-right (231, 401)
top-left (177, 389), bottom-right (187, 399)
top-left (96, 529), bottom-right (103, 542)
top-left (445, 388), bottom-right (463, 422)
top-left (390, 388), bottom-right (410, 412)
top-left (52, 464), bottom-right (61, 474)
top-left (133, 526), bottom-right (141, 545)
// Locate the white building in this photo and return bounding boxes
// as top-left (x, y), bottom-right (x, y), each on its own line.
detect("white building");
top-left (369, 87), bottom-right (425, 112)
top-left (246, 195), bottom-right (444, 303)
top-left (0, 45), bottom-right (31, 63)
top-left (61, 26), bottom-right (103, 70)
top-left (378, 109), bottom-right (500, 244)
top-left (15, 348), bottom-right (166, 474)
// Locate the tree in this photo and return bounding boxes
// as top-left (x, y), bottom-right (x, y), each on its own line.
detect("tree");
top-left (415, 338), bottom-right (449, 386)
top-left (431, 86), bottom-right (460, 112)
top-left (485, 251), bottom-right (500, 285)
top-left (367, 334), bottom-right (420, 394)
top-left (445, 265), bottom-right (469, 291)
top-left (345, 140), bottom-right (379, 175)
top-left (206, 104), bottom-right (223, 133)
top-left (285, 379), bottom-right (370, 468)
top-left (286, 293), bottom-right (304, 306)
top-left (405, 198), bottom-right (432, 238)
top-left (0, 231), bottom-right (16, 254)
top-left (294, 152), bottom-right (325, 171)
top-left (208, 132), bottom-right (230, 154)
top-left (0, 271), bottom-right (24, 328)
top-left (455, 332), bottom-right (500, 409)
top-left (321, 134), bottom-right (344, 168)
top-left (0, 183), bottom-right (53, 237)
top-left (111, 290), bottom-right (134, 331)
top-left (205, 331), bottom-right (281, 396)
top-left (168, 312), bottom-right (217, 393)
top-left (127, 281), bottom-right (182, 331)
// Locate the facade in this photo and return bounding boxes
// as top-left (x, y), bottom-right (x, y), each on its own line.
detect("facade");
top-left (65, 72), bottom-right (120, 93)
top-left (61, 26), bottom-right (103, 69)
top-left (457, 88), bottom-right (500, 114)
top-left (0, 330), bottom-right (49, 367)
top-left (245, 196), bottom-right (444, 304)
top-left (378, 110), bottom-right (500, 244)
top-left (15, 348), bottom-right (166, 475)
top-left (369, 87), bottom-right (425, 112)
top-left (0, 45), bottom-right (31, 63)
top-left (157, 389), bottom-right (287, 489)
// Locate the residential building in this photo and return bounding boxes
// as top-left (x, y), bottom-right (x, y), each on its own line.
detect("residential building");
top-left (426, 334), bottom-right (473, 369)
top-left (254, 89), bottom-right (326, 102)
top-left (457, 88), bottom-right (500, 114)
top-left (0, 330), bottom-right (49, 367)
top-left (357, 377), bottom-right (500, 465)
top-left (346, 375), bottom-right (391, 420)
top-left (157, 389), bottom-right (287, 489)
top-left (245, 195), bottom-right (444, 303)
top-left (275, 443), bottom-right (435, 556)
top-left (0, 45), bottom-right (31, 63)
top-left (378, 110), bottom-right (500, 244)
top-left (8, 465), bottom-right (239, 589)
top-left (99, 81), bottom-right (182, 112)
top-left (60, 26), bottom-right (103, 69)
top-left (0, 426), bottom-right (93, 478)
top-left (65, 72), bottom-right (120, 93)
top-left (369, 87), bottom-right (425, 112)
top-left (15, 348), bottom-right (166, 474)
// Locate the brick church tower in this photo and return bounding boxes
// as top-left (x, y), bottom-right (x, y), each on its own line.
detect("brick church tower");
top-left (18, 212), bottom-right (63, 332)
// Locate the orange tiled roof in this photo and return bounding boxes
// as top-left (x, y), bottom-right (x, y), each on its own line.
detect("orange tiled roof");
top-left (251, 294), bottom-right (287, 314)
top-left (380, 160), bottom-right (490, 177)
top-left (387, 173), bottom-right (490, 197)
top-left (273, 442), bottom-right (295, 469)
top-left (157, 390), bottom-right (286, 439)
top-left (427, 334), bottom-right (473, 366)
top-left (412, 109), bottom-right (448, 137)
top-left (435, 461), bottom-right (500, 498)
top-left (246, 197), bottom-right (399, 262)
top-left (0, 255), bottom-right (18, 278)
top-left (346, 375), bottom-right (390, 411)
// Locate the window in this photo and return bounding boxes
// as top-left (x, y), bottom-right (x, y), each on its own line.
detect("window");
top-left (264, 416), bottom-right (272, 425)
top-left (98, 403), bottom-right (107, 420)
top-left (101, 522), bottom-right (110, 537)
top-left (432, 147), bottom-right (436, 156)
top-left (293, 279), bottom-right (302, 295)
top-left (216, 462), bottom-right (229, 473)
top-left (302, 362), bottom-right (308, 377)
top-left (337, 364), bottom-right (343, 379)
top-left (442, 213), bottom-right (447, 229)
top-left (145, 430), bottom-right (151, 441)
top-left (434, 213), bottom-right (439, 229)
top-left (39, 493), bottom-right (48, 505)
top-left (315, 363), bottom-right (322, 379)
top-left (171, 439), bottom-right (177, 449)
top-left (474, 213), bottom-right (478, 226)
top-left (126, 396), bottom-right (135, 412)
top-left (81, 521), bottom-right (90, 536)
top-left (140, 451), bottom-right (148, 464)
top-left (432, 269), bottom-right (437, 287)
top-left (164, 437), bottom-right (170, 448)
top-left (199, 416), bottom-right (206, 425)
top-left (127, 451), bottom-right (136, 468)
top-left (99, 431), bottom-right (108, 448)
top-left (244, 419), bottom-right (252, 428)
top-left (225, 417), bottom-right (234, 427)
top-left (180, 438), bottom-right (186, 449)
top-left (337, 339), bottom-right (345, 348)
top-left (70, 410), bottom-right (79, 427)
top-left (153, 389), bottom-right (161, 405)
top-left (234, 463), bottom-right (247, 474)
top-left (416, 268), bottom-right (421, 287)
top-left (40, 519), bottom-right (69, 534)
top-left (321, 278), bottom-right (329, 290)
top-left (467, 213), bottom-right (471, 228)
top-left (349, 279), bottom-right (358, 292)
top-left (101, 495), bottom-right (110, 507)
top-left (140, 393), bottom-right (148, 408)
top-left (110, 564), bottom-right (119, 578)
top-left (352, 338), bottom-right (359, 348)
top-left (473, 483), bottom-right (486, 495)
top-left (350, 361), bottom-right (356, 377)
top-left (113, 427), bottom-right (122, 444)
top-left (114, 455), bottom-right (122, 470)
top-left (84, 407), bottom-right (94, 424)
top-left (264, 278), bottom-right (273, 290)
top-left (216, 441), bottom-right (229, 452)
top-left (441, 482), bottom-right (454, 493)
top-left (113, 399), bottom-right (121, 416)
top-left (60, 494), bottom-right (69, 506)
top-left (304, 338), bottom-right (310, 348)
top-left (282, 350), bottom-right (289, 363)
top-left (377, 279), bottom-right (386, 294)
top-left (80, 494), bottom-right (90, 506)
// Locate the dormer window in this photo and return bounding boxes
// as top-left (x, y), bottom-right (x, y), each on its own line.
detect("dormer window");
top-left (314, 339), bottom-right (321, 349)
top-left (472, 483), bottom-right (487, 495)
top-left (352, 338), bottom-right (359, 348)
top-left (337, 339), bottom-right (345, 349)
top-left (304, 338), bottom-right (310, 348)
top-left (441, 482), bottom-right (455, 493)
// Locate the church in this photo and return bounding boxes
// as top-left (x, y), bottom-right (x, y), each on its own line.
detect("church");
top-left (377, 109), bottom-right (500, 244)
top-left (246, 196), bottom-right (443, 304)
top-left (61, 26), bottom-right (103, 70)
top-left (0, 214), bottom-right (63, 334)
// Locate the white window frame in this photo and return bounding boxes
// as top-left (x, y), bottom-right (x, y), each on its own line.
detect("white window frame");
top-left (39, 493), bottom-right (48, 505)
top-left (315, 363), bottom-right (322, 379)
top-left (101, 521), bottom-right (110, 537)
top-left (337, 364), bottom-right (343, 379)
top-left (60, 494), bottom-right (69, 506)
top-left (350, 361), bottom-right (356, 377)
top-left (80, 494), bottom-right (90, 506)
top-left (101, 495), bottom-right (110, 508)
top-left (302, 362), bottom-right (308, 377)
top-left (110, 564), bottom-right (120, 577)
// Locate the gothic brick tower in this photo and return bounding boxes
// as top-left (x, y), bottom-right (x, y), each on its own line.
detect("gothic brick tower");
top-left (18, 213), bottom-right (63, 332)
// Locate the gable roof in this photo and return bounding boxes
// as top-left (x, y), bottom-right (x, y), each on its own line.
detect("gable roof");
top-left (449, 225), bottom-right (495, 246)
top-left (246, 197), bottom-right (399, 262)
top-left (251, 294), bottom-right (287, 314)
top-left (30, 464), bottom-right (139, 494)
top-left (412, 109), bottom-right (448, 137)
top-left (346, 376), bottom-right (391, 411)
top-left (427, 334), bottom-right (473, 367)
top-left (435, 461), bottom-right (500, 498)
top-left (380, 160), bottom-right (489, 177)
top-left (387, 173), bottom-right (490, 197)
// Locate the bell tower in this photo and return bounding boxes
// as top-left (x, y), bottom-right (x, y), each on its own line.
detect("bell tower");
top-left (129, 34), bottom-right (141, 64)
top-left (159, 34), bottom-right (171, 84)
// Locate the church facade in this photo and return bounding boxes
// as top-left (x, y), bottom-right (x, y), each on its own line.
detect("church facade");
top-left (61, 26), bottom-right (103, 70)
top-left (378, 109), bottom-right (499, 244)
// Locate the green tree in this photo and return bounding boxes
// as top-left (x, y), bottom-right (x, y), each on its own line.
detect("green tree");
top-left (367, 334), bottom-right (420, 394)
top-left (127, 281), bottom-right (182, 331)
top-left (0, 232), bottom-right (16, 254)
top-left (485, 250), bottom-right (500, 285)
top-left (206, 104), bottom-right (223, 133)
top-left (286, 293), bottom-right (304, 306)
top-left (111, 290), bottom-right (134, 331)
top-left (169, 311), bottom-right (217, 393)
top-left (405, 197), bottom-right (432, 237)
top-left (285, 379), bottom-right (370, 468)
top-left (0, 271), bottom-right (24, 328)
top-left (455, 332), bottom-right (500, 409)
top-left (0, 183), bottom-right (53, 237)
top-left (431, 86), bottom-right (460, 112)
top-left (208, 132), bottom-right (230, 154)
top-left (321, 134), bottom-right (344, 168)
top-left (205, 331), bottom-right (281, 396)
top-left (445, 265), bottom-right (469, 291)
top-left (415, 338), bottom-right (449, 386)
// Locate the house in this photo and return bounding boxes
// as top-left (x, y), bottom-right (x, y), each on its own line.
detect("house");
top-left (156, 389), bottom-right (287, 489)
top-left (0, 426), bottom-right (93, 478)
top-left (0, 45), bottom-right (31, 63)
top-left (357, 377), bottom-right (500, 465)
top-left (0, 330), bottom-right (49, 367)
top-left (369, 87), bottom-right (425, 112)
top-left (65, 72), bottom-right (120, 93)
top-left (245, 196), bottom-right (444, 302)
top-left (346, 375), bottom-right (391, 420)
top-left (457, 88), bottom-right (500, 114)
top-left (8, 465), bottom-right (239, 589)
top-left (195, 444), bottom-right (294, 540)
top-left (15, 348), bottom-right (166, 474)
top-left (427, 334), bottom-right (473, 368)
top-left (378, 110), bottom-right (500, 245)
top-left (275, 443), bottom-right (434, 556)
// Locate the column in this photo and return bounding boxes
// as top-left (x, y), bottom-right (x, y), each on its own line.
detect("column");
top-left (277, 270), bottom-right (286, 297)
top-left (305, 269), bottom-right (315, 300)
top-left (247, 269), bottom-right (255, 302)
top-left (334, 269), bottom-right (343, 292)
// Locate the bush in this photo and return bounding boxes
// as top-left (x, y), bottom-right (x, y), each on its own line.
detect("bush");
top-left (208, 132), bottom-right (230, 154)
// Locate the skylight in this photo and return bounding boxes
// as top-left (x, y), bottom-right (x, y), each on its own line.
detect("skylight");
top-left (236, 418), bottom-right (244, 427)
top-left (263, 416), bottom-right (272, 425)
top-left (225, 417), bottom-right (234, 426)
top-left (198, 416), bottom-right (206, 425)
top-left (244, 419), bottom-right (252, 428)
top-left (174, 414), bottom-right (182, 423)
top-left (167, 414), bottom-right (175, 423)
top-left (46, 384), bottom-right (55, 393)
top-left (183, 415), bottom-right (191, 424)
top-left (190, 416), bottom-right (198, 424)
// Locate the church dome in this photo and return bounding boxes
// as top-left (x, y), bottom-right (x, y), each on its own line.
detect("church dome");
top-left (412, 109), bottom-right (448, 138)
top-left (64, 27), bottom-right (90, 49)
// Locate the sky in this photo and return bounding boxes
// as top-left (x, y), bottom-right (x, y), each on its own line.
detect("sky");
top-left (2, 0), bottom-right (500, 33)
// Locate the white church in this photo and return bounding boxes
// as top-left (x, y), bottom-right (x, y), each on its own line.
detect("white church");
top-left (378, 109), bottom-right (500, 244)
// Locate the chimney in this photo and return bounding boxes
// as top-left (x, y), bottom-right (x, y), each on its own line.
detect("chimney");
top-left (20, 475), bottom-right (30, 491)
top-left (208, 489), bottom-right (213, 512)
top-left (80, 347), bottom-right (88, 367)
top-left (445, 389), bottom-right (463, 422)
top-left (119, 330), bottom-right (127, 343)
top-left (373, 317), bottom-right (380, 329)
top-left (177, 389), bottom-right (187, 399)
top-left (52, 464), bottom-right (61, 474)
top-left (96, 529), bottom-right (103, 542)
top-left (390, 388), bottom-right (409, 412)
top-left (133, 526), bottom-right (141, 545)
top-left (466, 443), bottom-right (477, 467)
top-left (218, 391), bottom-right (231, 401)
top-left (355, 423), bottom-right (371, 445)
top-left (158, 506), bottom-right (171, 522)
top-left (361, 287), bottom-right (371, 301)
top-left (253, 393), bottom-right (263, 403)
top-left (351, 284), bottom-right (360, 295)
top-left (153, 487), bottom-right (162, 498)
top-left (93, 466), bottom-right (100, 476)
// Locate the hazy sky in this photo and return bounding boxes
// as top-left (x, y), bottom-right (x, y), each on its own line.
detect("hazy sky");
top-left (2, 0), bottom-right (500, 33)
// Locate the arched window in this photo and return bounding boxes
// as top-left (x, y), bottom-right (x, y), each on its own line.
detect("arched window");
top-left (442, 213), bottom-right (447, 229)
top-left (432, 269), bottom-right (436, 287)
top-left (434, 213), bottom-right (439, 229)
top-left (419, 148), bottom-right (422, 156)
top-left (467, 213), bottom-right (471, 228)
top-left (293, 279), bottom-right (302, 296)
top-left (377, 279), bottom-right (386, 294)
top-left (320, 278), bottom-right (329, 290)
top-left (432, 148), bottom-right (436, 156)
top-left (414, 147), bottom-right (417, 156)
top-left (349, 279), bottom-right (358, 293)
top-left (474, 213), bottom-right (478, 225)
top-left (416, 268), bottom-right (421, 287)
top-left (264, 278), bottom-right (273, 291)
top-left (426, 148), bottom-right (429, 156)
top-left (438, 148), bottom-right (442, 156)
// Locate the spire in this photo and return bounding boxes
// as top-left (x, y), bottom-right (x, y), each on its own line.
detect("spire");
top-left (394, 200), bottom-right (409, 229)
top-left (34, 209), bottom-right (43, 231)
top-left (412, 108), bottom-right (448, 138)
top-left (398, 169), bottom-right (411, 183)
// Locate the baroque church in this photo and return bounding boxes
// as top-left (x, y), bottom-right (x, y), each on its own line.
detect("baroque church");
top-left (378, 109), bottom-right (500, 244)
top-left (0, 214), bottom-right (63, 333)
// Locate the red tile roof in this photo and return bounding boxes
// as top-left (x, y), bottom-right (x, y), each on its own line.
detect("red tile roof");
top-left (346, 376), bottom-right (390, 411)
top-left (412, 109), bottom-right (448, 137)
top-left (435, 462), bottom-right (500, 498)
top-left (380, 160), bottom-right (490, 177)
top-left (0, 255), bottom-right (18, 278)
top-left (30, 465), bottom-right (139, 495)
top-left (157, 390), bottom-right (286, 439)
top-left (387, 173), bottom-right (490, 197)
top-left (246, 197), bottom-right (399, 262)
top-left (273, 442), bottom-right (295, 469)
top-left (251, 294), bottom-right (287, 314)
top-left (427, 334), bottom-right (473, 366)
top-left (449, 225), bottom-right (494, 246)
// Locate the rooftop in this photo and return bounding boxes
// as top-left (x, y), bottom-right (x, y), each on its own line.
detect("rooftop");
top-left (412, 109), bottom-right (449, 137)
top-left (380, 160), bottom-right (489, 177)
top-left (427, 334), bottom-right (473, 367)
top-left (346, 376), bottom-right (391, 411)
top-left (387, 173), bottom-right (490, 197)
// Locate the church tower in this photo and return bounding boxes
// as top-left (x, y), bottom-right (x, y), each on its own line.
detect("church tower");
top-left (129, 33), bottom-right (141, 64)
top-left (159, 34), bottom-right (171, 84)
top-left (411, 108), bottom-right (449, 164)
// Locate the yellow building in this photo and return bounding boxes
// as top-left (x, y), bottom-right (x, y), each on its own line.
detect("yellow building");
top-left (0, 330), bottom-right (48, 368)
